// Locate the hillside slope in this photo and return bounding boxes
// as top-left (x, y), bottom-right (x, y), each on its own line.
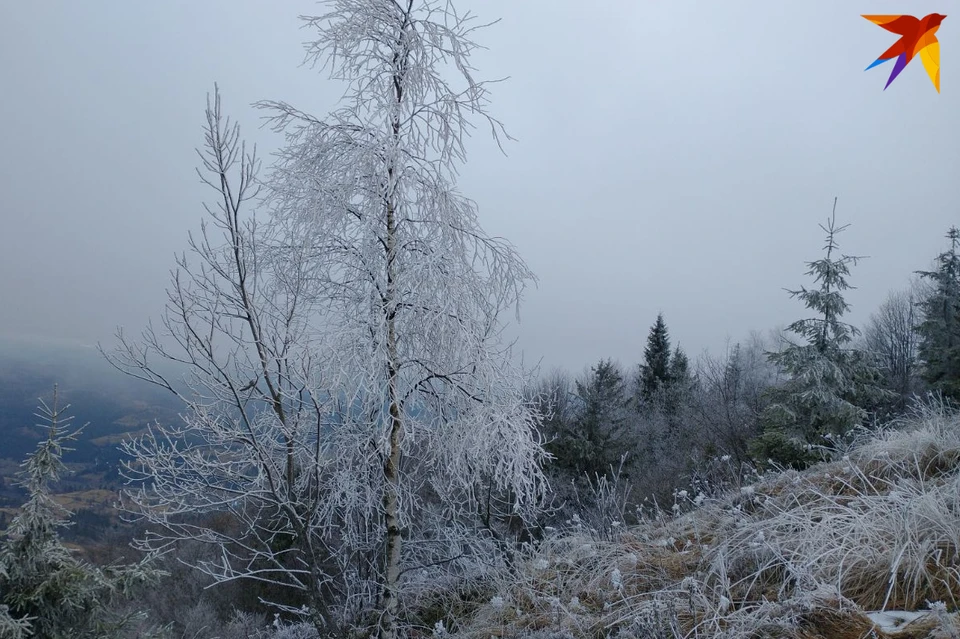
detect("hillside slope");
top-left (450, 402), bottom-right (960, 639)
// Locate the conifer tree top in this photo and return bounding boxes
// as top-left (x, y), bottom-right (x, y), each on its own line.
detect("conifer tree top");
top-left (761, 199), bottom-right (890, 444)
top-left (781, 198), bottom-right (864, 352)
top-left (639, 313), bottom-right (673, 400)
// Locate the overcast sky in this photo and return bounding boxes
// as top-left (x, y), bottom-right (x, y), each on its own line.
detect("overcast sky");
top-left (1, 1), bottom-right (958, 376)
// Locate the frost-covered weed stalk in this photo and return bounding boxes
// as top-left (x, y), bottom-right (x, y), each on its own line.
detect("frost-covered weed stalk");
top-left (108, 1), bottom-right (547, 638)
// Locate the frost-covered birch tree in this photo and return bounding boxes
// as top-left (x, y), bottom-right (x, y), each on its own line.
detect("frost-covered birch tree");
top-left (105, 87), bottom-right (343, 629)
top-left (257, 3), bottom-right (548, 632)
top-left (107, 2), bottom-right (547, 637)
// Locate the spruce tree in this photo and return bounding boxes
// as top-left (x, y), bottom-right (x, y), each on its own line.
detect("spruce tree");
top-left (665, 345), bottom-right (694, 413)
top-left (551, 359), bottom-right (633, 478)
top-left (757, 201), bottom-right (890, 464)
top-left (0, 387), bottom-right (159, 638)
top-left (669, 345), bottom-right (692, 389)
top-left (639, 313), bottom-right (673, 405)
top-left (915, 227), bottom-right (960, 400)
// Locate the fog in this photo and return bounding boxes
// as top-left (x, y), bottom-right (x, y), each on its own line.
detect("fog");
top-left (1, 1), bottom-right (957, 373)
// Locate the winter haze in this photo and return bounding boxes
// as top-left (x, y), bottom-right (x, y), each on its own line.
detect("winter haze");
top-left (1, 0), bottom-right (957, 373)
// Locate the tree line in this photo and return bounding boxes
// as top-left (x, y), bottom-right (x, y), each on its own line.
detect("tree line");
top-left (531, 208), bottom-right (960, 513)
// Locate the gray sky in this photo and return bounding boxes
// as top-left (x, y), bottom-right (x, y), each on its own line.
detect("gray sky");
top-left (1, 1), bottom-right (958, 375)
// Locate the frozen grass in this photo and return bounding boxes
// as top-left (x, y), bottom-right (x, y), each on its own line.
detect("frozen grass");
top-left (448, 400), bottom-right (960, 638)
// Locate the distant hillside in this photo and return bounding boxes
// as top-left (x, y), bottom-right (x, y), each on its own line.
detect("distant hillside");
top-left (0, 337), bottom-right (182, 515)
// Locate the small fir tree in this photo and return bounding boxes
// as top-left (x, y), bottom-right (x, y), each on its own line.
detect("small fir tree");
top-left (915, 227), bottom-right (960, 401)
top-left (565, 359), bottom-right (634, 478)
top-left (545, 360), bottom-right (634, 479)
top-left (0, 386), bottom-right (159, 638)
top-left (667, 345), bottom-right (694, 405)
top-left (638, 313), bottom-right (673, 405)
top-left (669, 345), bottom-right (690, 385)
top-left (756, 200), bottom-right (890, 465)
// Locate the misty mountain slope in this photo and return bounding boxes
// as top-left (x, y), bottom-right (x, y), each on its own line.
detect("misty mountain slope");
top-left (0, 339), bottom-right (182, 513)
top-left (0, 339), bottom-right (181, 455)
top-left (446, 403), bottom-right (960, 639)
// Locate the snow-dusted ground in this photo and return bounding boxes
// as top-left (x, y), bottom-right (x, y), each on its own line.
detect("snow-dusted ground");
top-left (866, 610), bottom-right (931, 632)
